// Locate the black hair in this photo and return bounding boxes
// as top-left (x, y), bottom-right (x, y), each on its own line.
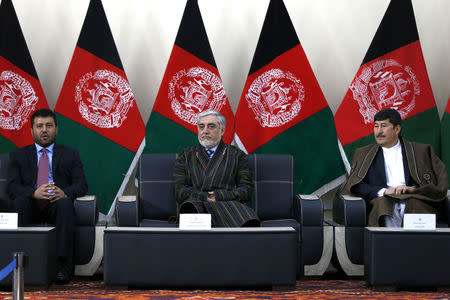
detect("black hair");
top-left (30, 108), bottom-right (57, 127)
top-left (374, 108), bottom-right (402, 126)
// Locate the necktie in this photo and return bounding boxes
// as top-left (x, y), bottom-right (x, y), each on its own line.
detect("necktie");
top-left (205, 149), bottom-right (214, 158)
top-left (36, 148), bottom-right (50, 210)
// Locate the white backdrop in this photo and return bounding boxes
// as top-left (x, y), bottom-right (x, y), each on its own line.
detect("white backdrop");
top-left (12, 0), bottom-right (450, 123)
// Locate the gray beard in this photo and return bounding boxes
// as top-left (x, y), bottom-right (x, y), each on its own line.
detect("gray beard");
top-left (199, 138), bottom-right (220, 149)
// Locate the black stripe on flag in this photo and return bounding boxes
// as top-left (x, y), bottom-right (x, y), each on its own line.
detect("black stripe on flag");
top-left (77, 0), bottom-right (124, 70)
top-left (248, 0), bottom-right (300, 75)
top-left (174, 0), bottom-right (217, 68)
top-left (362, 0), bottom-right (419, 65)
top-left (0, 0), bottom-right (39, 79)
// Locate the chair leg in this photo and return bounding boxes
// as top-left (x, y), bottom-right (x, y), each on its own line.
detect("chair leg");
top-left (304, 225), bottom-right (333, 276)
top-left (75, 225), bottom-right (105, 276)
top-left (334, 226), bottom-right (364, 276)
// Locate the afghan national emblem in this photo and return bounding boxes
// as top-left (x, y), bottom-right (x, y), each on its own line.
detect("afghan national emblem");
top-left (75, 70), bottom-right (134, 128)
top-left (0, 71), bottom-right (38, 130)
top-left (350, 59), bottom-right (420, 124)
top-left (169, 67), bottom-right (227, 125)
top-left (245, 69), bottom-right (304, 128)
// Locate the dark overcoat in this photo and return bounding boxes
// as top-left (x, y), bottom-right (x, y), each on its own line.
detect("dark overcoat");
top-left (343, 138), bottom-right (448, 226)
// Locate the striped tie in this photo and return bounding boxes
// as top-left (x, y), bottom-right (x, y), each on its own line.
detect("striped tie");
top-left (205, 148), bottom-right (214, 158)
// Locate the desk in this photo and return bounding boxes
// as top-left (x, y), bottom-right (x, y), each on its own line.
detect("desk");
top-left (365, 227), bottom-right (450, 288)
top-left (104, 227), bottom-right (297, 288)
top-left (0, 227), bottom-right (56, 287)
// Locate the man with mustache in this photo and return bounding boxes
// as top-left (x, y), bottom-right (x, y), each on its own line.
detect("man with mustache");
top-left (342, 108), bottom-right (448, 227)
top-left (7, 108), bottom-right (87, 283)
top-left (173, 110), bottom-right (259, 227)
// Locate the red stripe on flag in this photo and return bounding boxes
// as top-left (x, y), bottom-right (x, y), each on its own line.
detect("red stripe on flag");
top-left (152, 45), bottom-right (234, 144)
top-left (446, 96), bottom-right (450, 114)
top-left (235, 44), bottom-right (328, 153)
top-left (0, 56), bottom-right (49, 147)
top-left (335, 41), bottom-right (436, 146)
top-left (55, 47), bottom-right (145, 152)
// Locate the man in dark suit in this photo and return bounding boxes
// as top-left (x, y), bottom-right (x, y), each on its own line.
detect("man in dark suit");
top-left (7, 108), bottom-right (87, 284)
top-left (343, 108), bottom-right (447, 227)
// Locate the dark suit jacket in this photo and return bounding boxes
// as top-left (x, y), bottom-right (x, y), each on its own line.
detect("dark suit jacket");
top-left (7, 143), bottom-right (88, 201)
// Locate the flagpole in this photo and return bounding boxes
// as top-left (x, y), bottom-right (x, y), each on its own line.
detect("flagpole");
top-left (233, 134), bottom-right (248, 154)
top-left (338, 139), bottom-right (351, 174)
top-left (106, 138), bottom-right (146, 221)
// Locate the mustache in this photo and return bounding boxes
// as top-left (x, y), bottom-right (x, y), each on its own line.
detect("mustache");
top-left (376, 134), bottom-right (385, 138)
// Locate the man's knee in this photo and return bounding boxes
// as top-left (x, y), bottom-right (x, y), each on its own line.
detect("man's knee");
top-left (12, 197), bottom-right (32, 226)
top-left (55, 197), bottom-right (74, 214)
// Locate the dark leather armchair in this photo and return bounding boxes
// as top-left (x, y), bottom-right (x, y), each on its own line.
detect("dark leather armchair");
top-left (116, 153), bottom-right (333, 277)
top-left (0, 153), bottom-right (104, 276)
top-left (331, 192), bottom-right (450, 276)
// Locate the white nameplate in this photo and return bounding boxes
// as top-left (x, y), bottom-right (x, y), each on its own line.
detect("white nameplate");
top-left (179, 214), bottom-right (211, 230)
top-left (0, 213), bottom-right (18, 229)
top-left (403, 213), bottom-right (435, 230)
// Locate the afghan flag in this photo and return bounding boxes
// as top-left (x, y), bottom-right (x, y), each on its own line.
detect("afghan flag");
top-left (54, 0), bottom-right (145, 215)
top-left (441, 97), bottom-right (450, 186)
top-left (144, 0), bottom-right (234, 154)
top-left (335, 0), bottom-right (441, 164)
top-left (0, 0), bottom-right (49, 153)
top-left (234, 0), bottom-right (345, 195)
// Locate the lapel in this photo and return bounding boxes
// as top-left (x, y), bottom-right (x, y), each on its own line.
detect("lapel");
top-left (52, 144), bottom-right (62, 179)
top-left (357, 144), bottom-right (379, 179)
top-left (207, 141), bottom-right (226, 170)
top-left (195, 144), bottom-right (210, 170)
top-left (195, 141), bottom-right (227, 190)
top-left (372, 147), bottom-right (387, 187)
top-left (28, 144), bottom-right (38, 185)
top-left (402, 138), bottom-right (421, 185)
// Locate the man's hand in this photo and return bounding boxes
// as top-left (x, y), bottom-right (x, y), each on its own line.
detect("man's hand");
top-left (384, 185), bottom-right (416, 195)
top-left (48, 183), bottom-right (67, 203)
top-left (207, 191), bottom-right (216, 202)
top-left (32, 183), bottom-right (55, 200)
top-left (32, 182), bottom-right (67, 202)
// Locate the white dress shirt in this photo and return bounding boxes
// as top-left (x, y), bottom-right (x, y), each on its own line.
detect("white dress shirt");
top-left (377, 140), bottom-right (406, 227)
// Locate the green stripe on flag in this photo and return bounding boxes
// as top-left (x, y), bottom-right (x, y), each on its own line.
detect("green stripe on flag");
top-left (0, 134), bottom-right (17, 154)
top-left (402, 107), bottom-right (440, 156)
top-left (254, 107), bottom-right (345, 194)
top-left (344, 107), bottom-right (441, 164)
top-left (343, 134), bottom-right (376, 165)
top-left (55, 113), bottom-right (135, 214)
top-left (144, 111), bottom-right (198, 154)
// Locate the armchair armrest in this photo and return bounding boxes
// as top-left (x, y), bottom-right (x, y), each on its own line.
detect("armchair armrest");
top-left (295, 194), bottom-right (323, 226)
top-left (116, 195), bottom-right (138, 226)
top-left (332, 194), bottom-right (366, 226)
top-left (74, 195), bottom-right (98, 226)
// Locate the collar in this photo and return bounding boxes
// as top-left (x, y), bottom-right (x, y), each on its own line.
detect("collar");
top-left (381, 140), bottom-right (401, 153)
top-left (35, 143), bottom-right (55, 154)
top-left (205, 145), bottom-right (218, 153)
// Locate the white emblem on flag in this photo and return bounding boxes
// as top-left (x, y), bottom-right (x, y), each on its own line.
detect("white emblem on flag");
top-left (245, 69), bottom-right (304, 128)
top-left (0, 71), bottom-right (38, 130)
top-left (169, 67), bottom-right (226, 125)
top-left (350, 59), bottom-right (419, 124)
top-left (75, 70), bottom-right (134, 128)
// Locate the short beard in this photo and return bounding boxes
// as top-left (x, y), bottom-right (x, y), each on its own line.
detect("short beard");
top-left (199, 137), bottom-right (219, 149)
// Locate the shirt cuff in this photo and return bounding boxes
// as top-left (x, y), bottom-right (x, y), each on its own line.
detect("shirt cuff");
top-left (377, 188), bottom-right (386, 197)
